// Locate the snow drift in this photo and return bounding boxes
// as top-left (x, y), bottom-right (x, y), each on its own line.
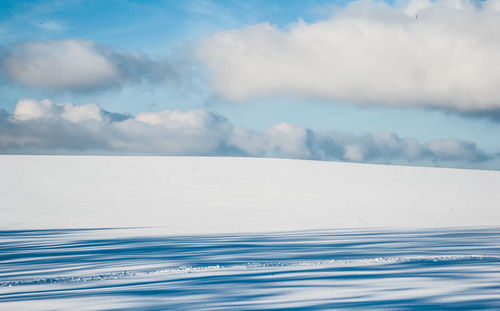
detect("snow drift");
top-left (1, 155), bottom-right (499, 233)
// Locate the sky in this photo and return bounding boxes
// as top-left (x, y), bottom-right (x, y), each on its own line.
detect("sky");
top-left (1, 0), bottom-right (500, 169)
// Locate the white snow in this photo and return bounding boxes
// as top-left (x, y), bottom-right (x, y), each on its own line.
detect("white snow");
top-left (2, 227), bottom-right (500, 310)
top-left (1, 155), bottom-right (499, 233)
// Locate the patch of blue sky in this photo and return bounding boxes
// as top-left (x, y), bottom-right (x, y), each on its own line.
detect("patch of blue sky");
top-left (0, 0), bottom-right (351, 50)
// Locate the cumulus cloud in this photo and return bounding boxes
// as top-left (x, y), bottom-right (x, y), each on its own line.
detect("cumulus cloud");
top-left (0, 99), bottom-right (493, 168)
top-left (197, 0), bottom-right (500, 114)
top-left (310, 131), bottom-right (490, 163)
top-left (13, 99), bottom-right (106, 123)
top-left (0, 39), bottom-right (178, 92)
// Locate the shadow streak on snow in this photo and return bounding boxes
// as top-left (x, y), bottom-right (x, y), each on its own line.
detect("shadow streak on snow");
top-left (1, 228), bottom-right (500, 310)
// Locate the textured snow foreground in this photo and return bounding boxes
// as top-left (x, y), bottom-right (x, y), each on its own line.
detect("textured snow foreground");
top-left (1, 156), bottom-right (500, 310)
top-left (1, 228), bottom-right (500, 310)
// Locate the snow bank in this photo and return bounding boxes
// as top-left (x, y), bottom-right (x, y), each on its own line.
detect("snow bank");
top-left (1, 156), bottom-right (499, 233)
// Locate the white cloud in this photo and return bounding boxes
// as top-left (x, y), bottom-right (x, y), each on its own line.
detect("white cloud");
top-left (135, 110), bottom-right (215, 129)
top-left (13, 99), bottom-right (103, 123)
top-left (264, 123), bottom-right (311, 158)
top-left (13, 99), bottom-right (55, 121)
top-left (1, 39), bottom-right (178, 92)
top-left (344, 144), bottom-right (365, 162)
top-left (426, 139), bottom-right (486, 161)
top-left (61, 103), bottom-right (103, 123)
top-left (3, 40), bottom-right (119, 91)
top-left (0, 99), bottom-right (494, 168)
top-left (113, 109), bottom-right (233, 154)
top-left (197, 0), bottom-right (500, 113)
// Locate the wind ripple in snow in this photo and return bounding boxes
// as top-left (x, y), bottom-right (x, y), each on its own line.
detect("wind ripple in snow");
top-left (1, 228), bottom-right (500, 310)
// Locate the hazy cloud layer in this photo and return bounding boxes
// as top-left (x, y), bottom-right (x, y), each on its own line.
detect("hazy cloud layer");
top-left (0, 39), bottom-right (178, 92)
top-left (197, 0), bottom-right (500, 114)
top-left (0, 99), bottom-right (492, 167)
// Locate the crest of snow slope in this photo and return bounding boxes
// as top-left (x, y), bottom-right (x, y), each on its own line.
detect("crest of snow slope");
top-left (1, 156), bottom-right (499, 233)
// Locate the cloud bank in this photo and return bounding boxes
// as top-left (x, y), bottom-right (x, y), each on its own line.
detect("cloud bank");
top-left (0, 40), bottom-right (178, 92)
top-left (0, 99), bottom-right (492, 167)
top-left (197, 0), bottom-right (500, 114)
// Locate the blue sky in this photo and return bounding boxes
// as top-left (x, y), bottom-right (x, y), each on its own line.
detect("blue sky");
top-left (1, 0), bottom-right (499, 169)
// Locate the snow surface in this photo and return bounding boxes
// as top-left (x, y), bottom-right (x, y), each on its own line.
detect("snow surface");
top-left (1, 228), bottom-right (500, 310)
top-left (1, 155), bottom-right (499, 233)
top-left (2, 156), bottom-right (500, 309)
